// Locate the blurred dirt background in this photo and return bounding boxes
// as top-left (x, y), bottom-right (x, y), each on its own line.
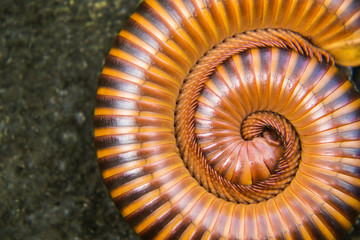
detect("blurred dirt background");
top-left (1, 0), bottom-right (140, 239)
top-left (0, 0), bottom-right (359, 239)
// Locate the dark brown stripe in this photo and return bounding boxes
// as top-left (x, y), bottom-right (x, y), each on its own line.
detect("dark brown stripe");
top-left (98, 144), bottom-right (177, 170)
top-left (267, 205), bottom-right (286, 240)
top-left (302, 62), bottom-right (331, 90)
top-left (258, 48), bottom-right (272, 107)
top-left (288, 53), bottom-right (310, 83)
top-left (300, 110), bottom-right (360, 135)
top-left (158, 0), bottom-right (183, 27)
top-left (104, 55), bottom-right (179, 94)
top-left (123, 18), bottom-right (159, 49)
top-left (240, 50), bottom-right (255, 80)
top-left (125, 171), bottom-right (188, 227)
top-left (260, 48), bottom-right (271, 78)
top-left (181, 0), bottom-right (196, 15)
top-left (136, 2), bottom-right (171, 37)
top-left (302, 168), bottom-right (360, 201)
top-left (210, 204), bottom-right (231, 240)
top-left (314, 72), bottom-right (346, 100)
top-left (190, 226), bottom-right (207, 240)
top-left (96, 95), bottom-right (173, 116)
top-left (95, 132), bottom-right (173, 149)
top-left (229, 206), bottom-right (242, 240)
top-left (209, 232), bottom-right (221, 240)
top-left (224, 58), bottom-right (240, 88)
top-left (195, 117), bottom-right (238, 132)
top-left (209, 73), bottom-right (244, 119)
top-left (191, 200), bottom-right (223, 239)
top-left (124, 18), bottom-right (190, 72)
top-left (256, 206), bottom-right (271, 240)
top-left (306, 2), bottom-right (341, 35)
top-left (94, 114), bottom-right (172, 129)
top-left (226, 58), bottom-right (252, 112)
top-left (324, 88), bottom-right (360, 113)
top-left (114, 181), bottom-right (156, 210)
top-left (244, 206), bottom-right (256, 240)
top-left (295, 184), bottom-right (346, 239)
top-left (113, 35), bottom-right (152, 67)
top-left (182, 0), bottom-right (216, 46)
top-left (127, 194), bottom-right (169, 227)
top-left (137, 2), bottom-right (198, 63)
top-left (202, 78), bottom-right (221, 104)
top-left (113, 166), bottom-right (186, 210)
top-left (212, 65), bottom-right (232, 94)
top-left (340, 148), bottom-right (360, 159)
top-left (165, 217), bottom-right (192, 240)
top-left (99, 74), bottom-right (176, 105)
top-left (105, 54), bottom-right (144, 78)
top-left (307, 130), bottom-right (360, 144)
top-left (319, 12), bottom-right (360, 44)
top-left (140, 206), bottom-right (180, 239)
top-left (326, 0), bottom-right (343, 12)
top-left (113, 35), bottom-right (184, 82)
top-left (98, 74), bottom-right (140, 94)
top-left (165, 192), bottom-right (206, 240)
top-left (139, 178), bottom-right (196, 239)
top-left (240, 50), bottom-right (259, 110)
top-left (310, 160), bottom-right (360, 179)
top-left (105, 167), bottom-right (150, 191)
top-left (200, 200), bottom-right (223, 234)
top-left (275, 201), bottom-right (303, 240)
top-left (339, 0), bottom-right (360, 21)
top-left (275, 49), bottom-right (292, 79)
top-left (213, 64), bottom-right (247, 118)
top-left (331, 110), bottom-right (360, 127)
top-left (297, 174), bottom-right (358, 222)
top-left (104, 156), bottom-right (179, 191)
top-left (196, 131), bottom-right (235, 142)
top-left (96, 95), bottom-right (136, 109)
top-left (317, 0), bottom-right (360, 41)
top-left (157, 0), bottom-right (206, 54)
top-left (315, 147), bottom-right (360, 159)
top-left (284, 189), bottom-right (325, 240)
top-left (201, 83), bottom-right (242, 121)
top-left (348, 13), bottom-right (360, 31)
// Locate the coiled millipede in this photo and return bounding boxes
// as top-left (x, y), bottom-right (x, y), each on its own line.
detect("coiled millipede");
top-left (94, 0), bottom-right (360, 239)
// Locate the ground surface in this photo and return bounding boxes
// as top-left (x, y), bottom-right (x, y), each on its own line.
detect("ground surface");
top-left (0, 0), bottom-right (359, 239)
top-left (1, 0), bottom-right (140, 239)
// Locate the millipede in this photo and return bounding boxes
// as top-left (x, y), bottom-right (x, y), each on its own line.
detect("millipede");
top-left (94, 0), bottom-right (360, 239)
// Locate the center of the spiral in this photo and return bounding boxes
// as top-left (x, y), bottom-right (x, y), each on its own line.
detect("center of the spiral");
top-left (195, 107), bottom-right (285, 185)
top-left (239, 126), bottom-right (285, 185)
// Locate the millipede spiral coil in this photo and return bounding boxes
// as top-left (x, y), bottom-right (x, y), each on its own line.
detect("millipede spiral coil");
top-left (94, 0), bottom-right (360, 239)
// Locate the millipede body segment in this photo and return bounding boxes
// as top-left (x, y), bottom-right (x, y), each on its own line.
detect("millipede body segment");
top-left (94, 0), bottom-right (360, 239)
